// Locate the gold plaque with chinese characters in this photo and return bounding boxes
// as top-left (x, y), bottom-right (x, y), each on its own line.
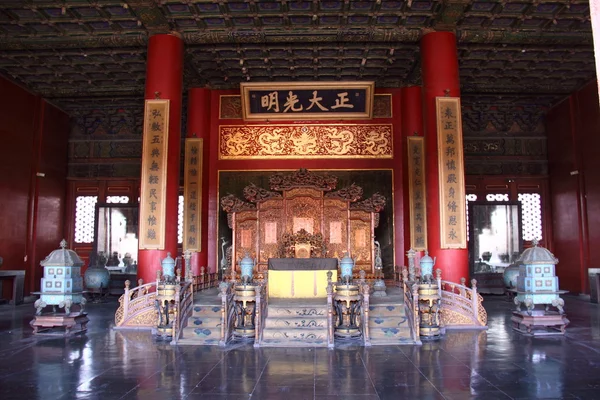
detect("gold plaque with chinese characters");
top-left (183, 138), bottom-right (202, 252)
top-left (436, 97), bottom-right (466, 249)
top-left (139, 100), bottom-right (169, 249)
top-left (240, 82), bottom-right (374, 120)
top-left (407, 136), bottom-right (428, 250)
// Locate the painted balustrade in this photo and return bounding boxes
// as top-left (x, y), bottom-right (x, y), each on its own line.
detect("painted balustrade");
top-left (193, 267), bottom-right (220, 291)
top-left (402, 267), bottom-right (421, 343)
top-left (253, 276), bottom-right (268, 347)
top-left (114, 268), bottom-right (220, 336)
top-left (435, 269), bottom-right (488, 329)
top-left (326, 282), bottom-right (335, 348)
top-left (360, 281), bottom-right (371, 346)
top-left (114, 279), bottom-right (158, 328)
top-left (171, 280), bottom-right (193, 344)
top-left (218, 281), bottom-right (235, 346)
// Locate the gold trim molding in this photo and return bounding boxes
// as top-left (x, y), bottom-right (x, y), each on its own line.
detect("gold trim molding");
top-left (219, 124), bottom-right (393, 159)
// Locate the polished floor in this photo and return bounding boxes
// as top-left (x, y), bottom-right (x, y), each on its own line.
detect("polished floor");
top-left (1, 293), bottom-right (600, 400)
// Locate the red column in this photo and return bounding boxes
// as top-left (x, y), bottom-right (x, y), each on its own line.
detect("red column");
top-left (401, 86), bottom-right (424, 262)
top-left (137, 34), bottom-right (184, 285)
top-left (421, 32), bottom-right (468, 283)
top-left (186, 88), bottom-right (211, 274)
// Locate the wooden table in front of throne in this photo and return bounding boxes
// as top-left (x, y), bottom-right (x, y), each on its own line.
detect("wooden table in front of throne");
top-left (268, 258), bottom-right (338, 298)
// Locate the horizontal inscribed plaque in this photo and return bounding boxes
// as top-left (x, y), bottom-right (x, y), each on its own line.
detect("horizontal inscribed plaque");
top-left (436, 97), bottom-right (467, 249)
top-left (139, 100), bottom-right (169, 249)
top-left (240, 81), bottom-right (373, 120)
top-left (407, 136), bottom-right (428, 250)
top-left (183, 138), bottom-right (202, 252)
top-left (219, 124), bottom-right (393, 159)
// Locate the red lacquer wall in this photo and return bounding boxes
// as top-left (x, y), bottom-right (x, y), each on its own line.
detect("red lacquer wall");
top-left (204, 89), bottom-right (405, 273)
top-left (547, 80), bottom-right (600, 294)
top-left (0, 76), bottom-right (70, 294)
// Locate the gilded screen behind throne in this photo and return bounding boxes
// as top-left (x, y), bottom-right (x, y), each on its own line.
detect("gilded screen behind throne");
top-left (219, 169), bottom-right (393, 277)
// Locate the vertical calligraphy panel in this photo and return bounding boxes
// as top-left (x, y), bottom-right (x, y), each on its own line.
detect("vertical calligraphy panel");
top-left (183, 138), bottom-right (202, 252)
top-left (436, 97), bottom-right (466, 248)
top-left (407, 137), bottom-right (428, 250)
top-left (139, 100), bottom-right (170, 249)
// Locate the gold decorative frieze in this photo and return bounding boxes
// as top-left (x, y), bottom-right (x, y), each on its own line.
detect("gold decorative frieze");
top-left (219, 124), bottom-right (393, 159)
top-left (436, 97), bottom-right (467, 249)
top-left (183, 138), bottom-right (202, 252)
top-left (139, 99), bottom-right (169, 250)
top-left (407, 136), bottom-right (427, 250)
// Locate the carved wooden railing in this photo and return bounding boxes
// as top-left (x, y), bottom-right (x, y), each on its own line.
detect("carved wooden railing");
top-left (171, 280), bottom-right (193, 344)
top-left (218, 281), bottom-right (236, 346)
top-left (402, 278), bottom-right (421, 344)
top-left (114, 279), bottom-right (158, 329)
top-left (393, 264), bottom-right (403, 287)
top-left (114, 269), bottom-right (221, 333)
top-left (436, 269), bottom-right (488, 330)
top-left (253, 278), bottom-right (268, 347)
top-left (360, 282), bottom-right (371, 346)
top-left (326, 280), bottom-right (335, 348)
top-left (193, 267), bottom-right (219, 291)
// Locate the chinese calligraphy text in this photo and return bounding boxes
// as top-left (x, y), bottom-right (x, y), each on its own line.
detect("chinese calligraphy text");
top-left (436, 97), bottom-right (466, 249)
top-left (241, 82), bottom-right (374, 120)
top-left (184, 138), bottom-right (203, 252)
top-left (407, 137), bottom-right (428, 250)
top-left (139, 100), bottom-right (170, 249)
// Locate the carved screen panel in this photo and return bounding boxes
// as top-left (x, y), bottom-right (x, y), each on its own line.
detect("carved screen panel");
top-left (285, 188), bottom-right (323, 236)
top-left (234, 211), bottom-right (258, 271)
top-left (323, 198), bottom-right (349, 259)
top-left (258, 205), bottom-right (284, 266)
top-left (350, 210), bottom-right (373, 272)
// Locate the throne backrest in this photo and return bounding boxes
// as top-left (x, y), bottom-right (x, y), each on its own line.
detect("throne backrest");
top-left (294, 243), bottom-right (311, 259)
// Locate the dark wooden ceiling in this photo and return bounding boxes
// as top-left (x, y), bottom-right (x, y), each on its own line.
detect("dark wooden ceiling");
top-left (0, 0), bottom-right (594, 115)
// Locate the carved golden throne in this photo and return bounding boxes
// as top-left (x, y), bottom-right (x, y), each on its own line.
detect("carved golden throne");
top-left (279, 229), bottom-right (327, 259)
top-left (220, 169), bottom-right (386, 277)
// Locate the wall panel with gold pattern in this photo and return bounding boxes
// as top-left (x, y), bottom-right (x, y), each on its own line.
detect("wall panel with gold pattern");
top-left (219, 124), bottom-right (393, 159)
top-left (350, 210), bottom-right (374, 271)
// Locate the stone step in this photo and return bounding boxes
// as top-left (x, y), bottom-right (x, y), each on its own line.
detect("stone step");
top-left (368, 304), bottom-right (406, 317)
top-left (179, 326), bottom-right (221, 345)
top-left (188, 315), bottom-right (222, 329)
top-left (260, 327), bottom-right (329, 347)
top-left (259, 300), bottom-right (330, 347)
top-left (368, 324), bottom-right (414, 345)
top-left (267, 305), bottom-right (328, 319)
top-left (368, 315), bottom-right (409, 329)
top-left (369, 325), bottom-right (412, 338)
top-left (264, 315), bottom-right (327, 329)
top-left (191, 304), bottom-right (222, 318)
